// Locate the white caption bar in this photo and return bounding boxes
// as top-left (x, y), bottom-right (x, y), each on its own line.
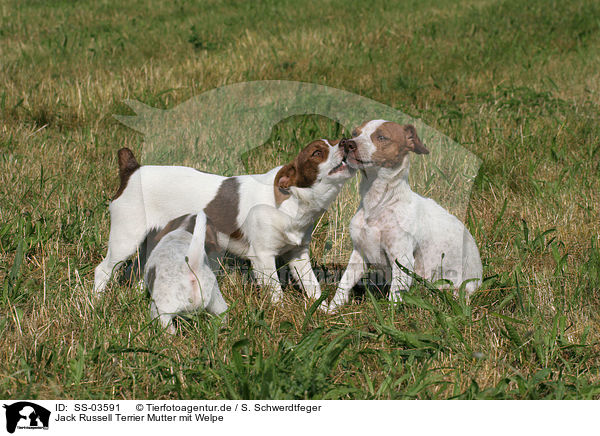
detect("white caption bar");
top-left (0, 400), bottom-right (595, 435)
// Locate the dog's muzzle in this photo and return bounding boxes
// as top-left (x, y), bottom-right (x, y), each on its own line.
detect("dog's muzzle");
top-left (339, 138), bottom-right (357, 154)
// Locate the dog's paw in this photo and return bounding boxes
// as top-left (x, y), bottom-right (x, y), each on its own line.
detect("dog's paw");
top-left (389, 290), bottom-right (404, 303)
top-left (319, 299), bottom-right (342, 314)
top-left (270, 290), bottom-right (284, 306)
top-left (317, 300), bottom-right (331, 313)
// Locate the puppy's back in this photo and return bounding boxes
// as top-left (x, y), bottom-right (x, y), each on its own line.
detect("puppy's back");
top-left (145, 213), bottom-right (216, 313)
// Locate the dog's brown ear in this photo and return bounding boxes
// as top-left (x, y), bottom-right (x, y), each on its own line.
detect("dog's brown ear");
top-left (404, 125), bottom-right (429, 155)
top-left (274, 163), bottom-right (296, 205)
top-left (276, 163), bottom-right (296, 191)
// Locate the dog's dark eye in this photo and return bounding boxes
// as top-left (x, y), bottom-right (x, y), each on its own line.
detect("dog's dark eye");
top-left (377, 135), bottom-right (389, 141)
top-left (312, 150), bottom-right (323, 158)
top-left (351, 130), bottom-right (358, 138)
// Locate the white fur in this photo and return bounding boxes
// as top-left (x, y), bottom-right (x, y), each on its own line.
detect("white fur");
top-left (144, 213), bottom-right (226, 334)
top-left (95, 140), bottom-right (354, 304)
top-left (325, 120), bottom-right (482, 311)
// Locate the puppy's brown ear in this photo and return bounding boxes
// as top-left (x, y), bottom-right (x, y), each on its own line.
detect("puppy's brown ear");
top-left (404, 125), bottom-right (429, 155)
top-left (276, 163), bottom-right (296, 191)
top-left (274, 163), bottom-right (296, 205)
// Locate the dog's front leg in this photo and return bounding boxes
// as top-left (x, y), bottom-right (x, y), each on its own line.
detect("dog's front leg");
top-left (95, 240), bottom-right (141, 293)
top-left (94, 204), bottom-right (148, 293)
top-left (285, 247), bottom-right (322, 300)
top-left (388, 250), bottom-right (415, 303)
top-left (384, 232), bottom-right (418, 302)
top-left (323, 249), bottom-right (367, 312)
top-left (251, 255), bottom-right (284, 304)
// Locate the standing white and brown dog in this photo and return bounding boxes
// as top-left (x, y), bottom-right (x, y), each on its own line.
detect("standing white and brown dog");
top-left (95, 139), bottom-right (355, 303)
top-left (325, 120), bottom-right (482, 311)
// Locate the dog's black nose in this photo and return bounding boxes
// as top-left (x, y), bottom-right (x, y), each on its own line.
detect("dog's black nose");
top-left (340, 138), bottom-right (357, 153)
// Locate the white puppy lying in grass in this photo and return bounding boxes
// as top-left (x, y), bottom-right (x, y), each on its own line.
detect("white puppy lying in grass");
top-left (144, 212), bottom-right (227, 334)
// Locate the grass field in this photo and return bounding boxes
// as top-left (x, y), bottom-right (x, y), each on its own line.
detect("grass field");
top-left (1, 0), bottom-right (599, 399)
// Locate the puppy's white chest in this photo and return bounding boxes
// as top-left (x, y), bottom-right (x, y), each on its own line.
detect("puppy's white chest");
top-left (350, 209), bottom-right (386, 265)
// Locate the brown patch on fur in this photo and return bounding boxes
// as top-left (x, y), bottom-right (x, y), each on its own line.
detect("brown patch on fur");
top-left (113, 148), bottom-right (141, 200)
top-left (154, 214), bottom-right (196, 241)
top-left (204, 217), bottom-right (220, 254)
top-left (293, 140), bottom-right (331, 187)
top-left (351, 121), bottom-right (370, 139)
top-left (273, 140), bottom-right (330, 205)
top-left (204, 177), bottom-right (243, 240)
top-left (274, 163), bottom-right (295, 205)
top-left (403, 124), bottom-right (429, 155)
top-left (370, 123), bottom-right (428, 168)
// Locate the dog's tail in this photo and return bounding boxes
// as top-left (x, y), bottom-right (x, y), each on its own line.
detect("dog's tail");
top-left (186, 213), bottom-right (207, 271)
top-left (186, 212), bottom-right (218, 309)
top-left (113, 148), bottom-right (141, 200)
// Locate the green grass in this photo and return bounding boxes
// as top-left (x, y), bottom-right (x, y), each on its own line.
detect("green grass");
top-left (1, 0), bottom-right (599, 399)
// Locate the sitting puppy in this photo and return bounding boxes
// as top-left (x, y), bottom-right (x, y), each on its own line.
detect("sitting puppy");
top-left (95, 139), bottom-right (354, 304)
top-left (326, 120), bottom-right (482, 311)
top-left (144, 212), bottom-right (227, 334)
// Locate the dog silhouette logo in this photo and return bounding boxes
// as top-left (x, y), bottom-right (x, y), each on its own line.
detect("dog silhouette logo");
top-left (3, 402), bottom-right (50, 433)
